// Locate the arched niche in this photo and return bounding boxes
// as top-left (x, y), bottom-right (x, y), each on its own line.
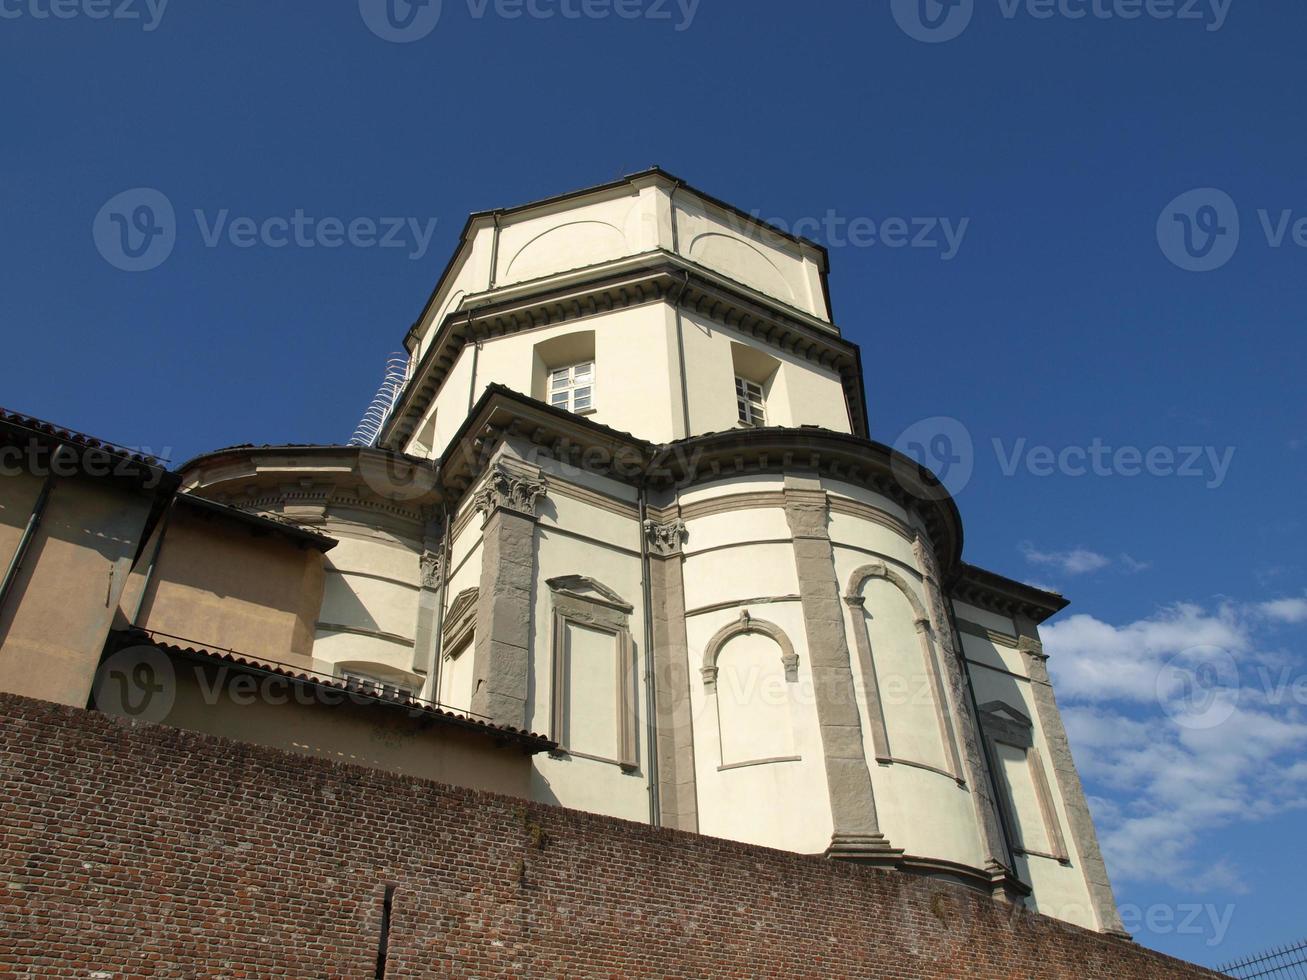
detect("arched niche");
top-left (702, 610), bottom-right (801, 770)
top-left (701, 610), bottom-right (798, 692)
top-left (843, 562), bottom-right (963, 782)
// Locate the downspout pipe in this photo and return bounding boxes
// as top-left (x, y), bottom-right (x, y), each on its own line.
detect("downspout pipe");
top-left (638, 484), bottom-right (660, 827)
top-left (126, 496), bottom-right (176, 626)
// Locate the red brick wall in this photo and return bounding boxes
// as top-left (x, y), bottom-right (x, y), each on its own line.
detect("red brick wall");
top-left (0, 693), bottom-right (1217, 979)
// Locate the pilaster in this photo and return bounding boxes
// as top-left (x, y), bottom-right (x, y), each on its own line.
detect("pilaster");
top-left (644, 517), bottom-right (698, 832)
top-left (469, 462), bottom-right (547, 730)
top-left (915, 532), bottom-right (1026, 902)
top-left (1016, 617), bottom-right (1129, 936)
top-left (411, 516), bottom-right (446, 688)
top-left (783, 474), bottom-right (900, 865)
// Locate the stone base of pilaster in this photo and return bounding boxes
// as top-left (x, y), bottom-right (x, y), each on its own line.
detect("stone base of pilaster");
top-left (824, 833), bottom-right (905, 867)
top-left (982, 860), bottom-right (1032, 904)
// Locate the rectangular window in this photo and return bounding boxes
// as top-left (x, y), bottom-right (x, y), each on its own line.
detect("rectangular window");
top-left (549, 361), bottom-right (595, 414)
top-left (736, 376), bottom-right (765, 427)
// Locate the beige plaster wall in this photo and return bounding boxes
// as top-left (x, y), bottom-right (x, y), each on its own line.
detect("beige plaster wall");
top-left (0, 470), bottom-right (43, 577)
top-left (525, 453), bottom-right (649, 824)
top-left (967, 641), bottom-right (1099, 931)
top-left (134, 508), bottom-right (324, 662)
top-left (101, 657), bottom-right (532, 799)
top-left (0, 477), bottom-right (153, 706)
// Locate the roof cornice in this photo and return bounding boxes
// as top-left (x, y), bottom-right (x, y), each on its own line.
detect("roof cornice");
top-left (951, 563), bottom-right (1070, 625)
top-left (445, 386), bottom-right (961, 577)
top-left (382, 250), bottom-right (868, 450)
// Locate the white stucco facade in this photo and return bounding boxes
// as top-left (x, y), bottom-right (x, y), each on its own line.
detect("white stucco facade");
top-left (179, 169), bottom-right (1125, 939)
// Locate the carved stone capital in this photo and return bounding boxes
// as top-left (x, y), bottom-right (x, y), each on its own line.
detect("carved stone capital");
top-left (701, 664), bottom-right (718, 692)
top-left (474, 463), bottom-right (547, 524)
top-left (643, 518), bottom-right (688, 557)
top-left (419, 549), bottom-right (443, 590)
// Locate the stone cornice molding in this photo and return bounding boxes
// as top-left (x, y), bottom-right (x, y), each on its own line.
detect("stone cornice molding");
top-left (442, 387), bottom-right (963, 578)
top-left (381, 250), bottom-right (867, 450)
top-left (952, 563), bottom-right (1069, 625)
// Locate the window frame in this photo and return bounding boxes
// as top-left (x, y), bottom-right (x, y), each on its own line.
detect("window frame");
top-left (546, 576), bottom-right (637, 771)
top-left (978, 701), bottom-right (1070, 864)
top-left (735, 375), bottom-right (766, 427)
top-left (549, 360), bottom-right (596, 415)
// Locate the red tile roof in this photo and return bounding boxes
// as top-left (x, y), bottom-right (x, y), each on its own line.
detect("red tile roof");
top-left (111, 629), bottom-right (556, 754)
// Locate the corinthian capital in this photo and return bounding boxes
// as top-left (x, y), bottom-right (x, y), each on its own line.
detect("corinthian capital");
top-left (475, 463), bottom-right (548, 524)
top-left (643, 518), bottom-right (687, 557)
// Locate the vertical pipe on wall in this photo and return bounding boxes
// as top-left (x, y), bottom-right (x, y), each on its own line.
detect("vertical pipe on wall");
top-left (126, 498), bottom-right (175, 626)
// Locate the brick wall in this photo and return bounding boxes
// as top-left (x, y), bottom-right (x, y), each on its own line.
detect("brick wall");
top-left (0, 693), bottom-right (1218, 979)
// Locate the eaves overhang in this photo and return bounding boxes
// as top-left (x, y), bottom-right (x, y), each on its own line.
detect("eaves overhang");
top-left (952, 562), bottom-right (1070, 625)
top-left (106, 628), bottom-right (556, 753)
top-left (382, 250), bottom-right (868, 451)
top-left (444, 385), bottom-right (962, 577)
top-left (175, 493), bottom-right (338, 552)
top-left (0, 406), bottom-right (178, 496)
top-left (402, 166), bottom-right (834, 355)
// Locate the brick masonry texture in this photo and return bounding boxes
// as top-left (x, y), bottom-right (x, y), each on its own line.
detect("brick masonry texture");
top-left (0, 693), bottom-right (1219, 979)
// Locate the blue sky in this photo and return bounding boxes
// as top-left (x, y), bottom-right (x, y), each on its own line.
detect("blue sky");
top-left (2, 0), bottom-right (1304, 967)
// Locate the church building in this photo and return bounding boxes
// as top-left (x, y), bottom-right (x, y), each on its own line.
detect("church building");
top-left (0, 169), bottom-right (1125, 941)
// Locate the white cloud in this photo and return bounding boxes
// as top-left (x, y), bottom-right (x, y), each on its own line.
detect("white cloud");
top-left (1048, 599), bottom-right (1307, 892)
top-left (1020, 543), bottom-right (1112, 575)
top-left (1043, 602), bottom-right (1247, 703)
top-left (1257, 597), bottom-right (1307, 624)
top-left (1018, 544), bottom-right (1154, 577)
top-left (1119, 553), bottom-right (1153, 574)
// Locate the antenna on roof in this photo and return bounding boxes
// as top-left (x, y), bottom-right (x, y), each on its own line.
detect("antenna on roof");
top-left (349, 353), bottom-right (409, 447)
